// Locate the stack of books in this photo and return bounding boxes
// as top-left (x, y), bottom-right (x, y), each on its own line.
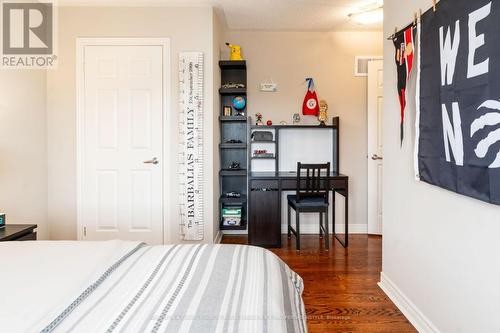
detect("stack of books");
top-left (222, 207), bottom-right (242, 226)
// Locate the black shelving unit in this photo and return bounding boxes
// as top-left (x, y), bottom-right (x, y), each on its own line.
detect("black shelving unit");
top-left (218, 61), bottom-right (248, 231)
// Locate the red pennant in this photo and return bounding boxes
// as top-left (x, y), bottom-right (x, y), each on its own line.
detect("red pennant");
top-left (302, 78), bottom-right (319, 116)
top-left (394, 26), bottom-right (415, 145)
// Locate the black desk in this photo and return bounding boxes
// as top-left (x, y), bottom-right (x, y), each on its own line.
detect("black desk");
top-left (248, 172), bottom-right (348, 248)
top-left (0, 224), bottom-right (37, 241)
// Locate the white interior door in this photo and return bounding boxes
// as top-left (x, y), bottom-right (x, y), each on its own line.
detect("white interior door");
top-left (80, 44), bottom-right (164, 244)
top-left (367, 59), bottom-right (384, 235)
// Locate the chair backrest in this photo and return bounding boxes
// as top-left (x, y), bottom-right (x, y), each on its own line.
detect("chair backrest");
top-left (295, 162), bottom-right (330, 202)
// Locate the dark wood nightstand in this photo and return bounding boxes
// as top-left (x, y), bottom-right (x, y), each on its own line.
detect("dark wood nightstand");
top-left (0, 224), bottom-right (37, 241)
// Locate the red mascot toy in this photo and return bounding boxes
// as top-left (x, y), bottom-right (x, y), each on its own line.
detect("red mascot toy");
top-left (302, 78), bottom-right (320, 116)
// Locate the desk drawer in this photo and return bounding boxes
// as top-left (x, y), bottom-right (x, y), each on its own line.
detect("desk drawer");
top-left (250, 180), bottom-right (279, 190)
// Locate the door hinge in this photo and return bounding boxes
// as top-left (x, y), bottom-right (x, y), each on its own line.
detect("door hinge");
top-left (83, 226), bottom-right (87, 238)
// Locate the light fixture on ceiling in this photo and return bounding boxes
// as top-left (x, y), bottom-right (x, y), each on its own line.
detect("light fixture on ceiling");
top-left (348, 2), bottom-right (383, 25)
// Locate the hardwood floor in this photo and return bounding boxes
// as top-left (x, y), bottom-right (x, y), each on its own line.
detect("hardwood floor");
top-left (222, 234), bottom-right (416, 333)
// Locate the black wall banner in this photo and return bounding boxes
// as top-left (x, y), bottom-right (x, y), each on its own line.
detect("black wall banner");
top-left (416, 0), bottom-right (500, 205)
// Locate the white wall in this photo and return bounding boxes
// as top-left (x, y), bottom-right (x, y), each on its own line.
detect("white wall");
top-left (382, 1), bottom-right (500, 332)
top-left (224, 31), bottom-right (383, 231)
top-left (0, 71), bottom-right (48, 239)
top-left (46, 6), bottom-right (219, 243)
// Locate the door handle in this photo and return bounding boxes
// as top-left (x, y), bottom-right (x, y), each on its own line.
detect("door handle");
top-left (371, 154), bottom-right (383, 161)
top-left (143, 157), bottom-right (159, 164)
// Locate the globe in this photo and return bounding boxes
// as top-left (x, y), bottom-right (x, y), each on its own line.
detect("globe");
top-left (232, 96), bottom-right (246, 110)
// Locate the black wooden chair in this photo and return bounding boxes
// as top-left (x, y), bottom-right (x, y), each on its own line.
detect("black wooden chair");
top-left (287, 162), bottom-right (330, 251)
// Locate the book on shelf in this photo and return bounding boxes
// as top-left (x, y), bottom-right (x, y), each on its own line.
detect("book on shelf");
top-left (222, 207), bottom-right (242, 226)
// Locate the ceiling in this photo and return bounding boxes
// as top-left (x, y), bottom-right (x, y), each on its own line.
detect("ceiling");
top-left (58, 0), bottom-right (383, 31)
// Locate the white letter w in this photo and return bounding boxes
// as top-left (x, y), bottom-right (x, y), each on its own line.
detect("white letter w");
top-left (439, 21), bottom-right (461, 86)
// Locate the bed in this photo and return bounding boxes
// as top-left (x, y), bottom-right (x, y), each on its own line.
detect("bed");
top-left (0, 241), bottom-right (307, 333)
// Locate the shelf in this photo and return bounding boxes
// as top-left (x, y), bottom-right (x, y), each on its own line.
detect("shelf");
top-left (220, 116), bottom-right (247, 122)
top-left (251, 140), bottom-right (275, 144)
top-left (219, 143), bottom-right (247, 149)
top-left (220, 219), bottom-right (247, 230)
top-left (219, 87), bottom-right (247, 95)
top-left (251, 156), bottom-right (275, 160)
top-left (220, 169), bottom-right (247, 176)
top-left (219, 60), bottom-right (246, 70)
top-left (249, 117), bottom-right (339, 130)
top-left (250, 124), bottom-right (338, 129)
top-left (220, 194), bottom-right (247, 205)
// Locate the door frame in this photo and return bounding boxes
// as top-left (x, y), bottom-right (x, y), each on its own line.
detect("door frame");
top-left (76, 37), bottom-right (171, 243)
top-left (367, 59), bottom-right (384, 235)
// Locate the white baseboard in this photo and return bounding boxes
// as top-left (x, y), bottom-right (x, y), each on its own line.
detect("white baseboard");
top-left (280, 223), bottom-right (367, 234)
top-left (214, 230), bottom-right (223, 244)
top-left (378, 272), bottom-right (440, 333)
top-left (220, 223), bottom-right (368, 236)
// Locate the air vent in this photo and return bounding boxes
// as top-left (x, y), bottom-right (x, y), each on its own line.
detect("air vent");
top-left (355, 56), bottom-right (382, 77)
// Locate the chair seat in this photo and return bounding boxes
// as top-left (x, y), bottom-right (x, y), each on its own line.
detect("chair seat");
top-left (287, 195), bottom-right (329, 209)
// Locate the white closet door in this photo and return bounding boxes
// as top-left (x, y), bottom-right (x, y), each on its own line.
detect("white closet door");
top-left (367, 59), bottom-right (384, 235)
top-left (81, 45), bottom-right (164, 244)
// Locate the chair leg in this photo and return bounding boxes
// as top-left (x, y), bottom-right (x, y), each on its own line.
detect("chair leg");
top-left (325, 209), bottom-right (330, 250)
top-left (296, 210), bottom-right (300, 251)
top-left (319, 212), bottom-right (323, 238)
top-left (287, 205), bottom-right (291, 239)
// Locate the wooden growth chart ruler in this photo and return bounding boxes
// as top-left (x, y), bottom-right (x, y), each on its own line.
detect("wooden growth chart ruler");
top-left (179, 52), bottom-right (204, 241)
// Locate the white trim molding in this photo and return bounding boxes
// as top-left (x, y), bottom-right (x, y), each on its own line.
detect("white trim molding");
top-left (378, 272), bottom-right (441, 333)
top-left (214, 230), bottom-right (223, 244)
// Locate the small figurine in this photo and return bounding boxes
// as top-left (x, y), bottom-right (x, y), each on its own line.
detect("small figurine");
top-left (224, 191), bottom-right (241, 198)
top-left (222, 83), bottom-right (245, 89)
top-left (280, 121), bottom-right (287, 125)
top-left (226, 43), bottom-right (243, 61)
top-left (228, 161), bottom-right (241, 170)
top-left (266, 120), bottom-right (273, 126)
top-left (255, 113), bottom-right (263, 125)
top-left (293, 113), bottom-right (301, 124)
top-left (226, 139), bottom-right (243, 144)
top-left (318, 100), bottom-right (328, 126)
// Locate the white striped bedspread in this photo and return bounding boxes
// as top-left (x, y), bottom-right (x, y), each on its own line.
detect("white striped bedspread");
top-left (0, 241), bottom-right (307, 333)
